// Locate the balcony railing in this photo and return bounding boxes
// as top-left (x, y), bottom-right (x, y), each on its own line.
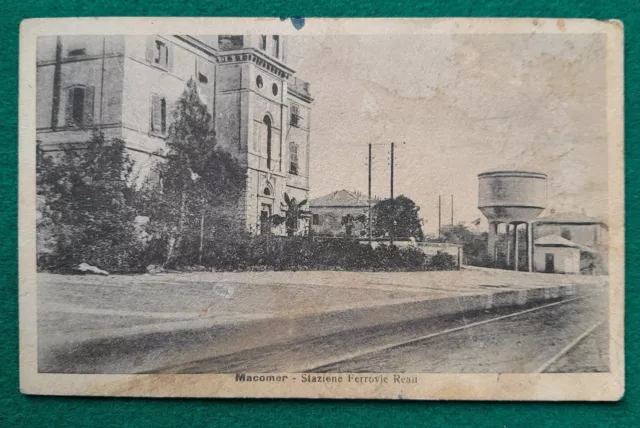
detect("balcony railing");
top-left (288, 76), bottom-right (312, 99)
top-left (218, 35), bottom-right (244, 51)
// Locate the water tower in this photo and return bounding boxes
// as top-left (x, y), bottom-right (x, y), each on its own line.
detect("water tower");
top-left (478, 169), bottom-right (547, 271)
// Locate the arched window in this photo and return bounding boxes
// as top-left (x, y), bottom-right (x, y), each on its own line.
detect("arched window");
top-left (263, 115), bottom-right (272, 169)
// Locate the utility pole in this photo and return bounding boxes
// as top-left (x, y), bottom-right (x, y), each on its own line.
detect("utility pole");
top-left (51, 36), bottom-right (63, 130)
top-left (390, 142), bottom-right (395, 246)
top-left (438, 195), bottom-right (442, 239)
top-left (368, 143), bottom-right (372, 244)
top-left (451, 194), bottom-right (454, 226)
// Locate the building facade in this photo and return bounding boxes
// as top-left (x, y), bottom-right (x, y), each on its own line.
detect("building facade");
top-left (533, 212), bottom-right (608, 274)
top-left (309, 190), bottom-right (379, 237)
top-left (533, 235), bottom-right (581, 274)
top-left (36, 35), bottom-right (313, 235)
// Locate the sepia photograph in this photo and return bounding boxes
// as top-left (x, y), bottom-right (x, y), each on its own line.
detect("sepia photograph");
top-left (19, 17), bottom-right (624, 400)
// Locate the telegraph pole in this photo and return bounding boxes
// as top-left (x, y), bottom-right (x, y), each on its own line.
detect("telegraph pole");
top-left (368, 143), bottom-right (372, 244)
top-left (390, 142), bottom-right (395, 246)
top-left (438, 195), bottom-right (442, 239)
top-left (451, 194), bottom-right (454, 226)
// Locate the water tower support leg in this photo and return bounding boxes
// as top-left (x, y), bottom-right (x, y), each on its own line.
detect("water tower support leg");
top-left (487, 222), bottom-right (498, 264)
top-left (528, 222), bottom-right (534, 272)
top-left (514, 223), bottom-right (519, 272)
top-left (506, 223), bottom-right (511, 270)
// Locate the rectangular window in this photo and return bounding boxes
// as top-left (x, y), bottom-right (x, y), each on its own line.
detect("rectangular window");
top-left (290, 104), bottom-right (300, 127)
top-left (68, 48), bottom-right (87, 57)
top-left (65, 86), bottom-right (94, 128)
top-left (312, 214), bottom-right (320, 226)
top-left (154, 40), bottom-right (169, 68)
top-left (259, 35), bottom-right (267, 51)
top-left (146, 37), bottom-right (171, 70)
top-left (289, 142), bottom-right (299, 175)
top-left (196, 57), bottom-right (212, 85)
top-left (272, 35), bottom-right (280, 58)
top-left (151, 95), bottom-right (167, 135)
top-left (71, 88), bottom-right (84, 125)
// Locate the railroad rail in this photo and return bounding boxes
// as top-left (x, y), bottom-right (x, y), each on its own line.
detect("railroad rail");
top-left (300, 293), bottom-right (601, 373)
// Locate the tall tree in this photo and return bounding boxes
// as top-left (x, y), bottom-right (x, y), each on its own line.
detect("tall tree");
top-left (145, 78), bottom-right (245, 266)
top-left (372, 195), bottom-right (424, 241)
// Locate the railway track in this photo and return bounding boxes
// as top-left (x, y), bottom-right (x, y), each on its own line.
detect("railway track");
top-left (300, 293), bottom-right (605, 373)
top-left (534, 319), bottom-right (605, 373)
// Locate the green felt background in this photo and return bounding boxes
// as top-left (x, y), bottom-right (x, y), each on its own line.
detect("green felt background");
top-left (1, 1), bottom-right (638, 426)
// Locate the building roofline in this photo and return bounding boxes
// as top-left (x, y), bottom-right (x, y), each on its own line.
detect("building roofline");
top-left (478, 170), bottom-right (547, 179)
top-left (534, 219), bottom-right (609, 229)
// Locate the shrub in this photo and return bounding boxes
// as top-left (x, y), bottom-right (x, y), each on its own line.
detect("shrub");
top-left (198, 237), bottom-right (454, 272)
top-left (428, 251), bottom-right (458, 271)
top-left (36, 133), bottom-right (148, 273)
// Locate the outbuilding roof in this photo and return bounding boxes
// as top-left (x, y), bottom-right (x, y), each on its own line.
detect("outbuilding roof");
top-left (534, 235), bottom-right (580, 248)
top-left (534, 235), bottom-right (597, 252)
top-left (535, 212), bottom-right (607, 227)
top-left (309, 189), bottom-right (377, 208)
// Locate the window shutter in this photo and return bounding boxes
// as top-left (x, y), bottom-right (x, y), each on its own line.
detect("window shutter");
top-left (151, 95), bottom-right (161, 133)
top-left (165, 44), bottom-right (172, 71)
top-left (160, 98), bottom-right (167, 134)
top-left (83, 86), bottom-right (95, 127)
top-left (145, 37), bottom-right (155, 63)
top-left (65, 88), bottom-right (74, 126)
top-left (291, 104), bottom-right (300, 126)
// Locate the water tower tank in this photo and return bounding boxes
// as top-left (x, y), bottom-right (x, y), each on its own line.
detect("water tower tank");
top-left (478, 169), bottom-right (547, 223)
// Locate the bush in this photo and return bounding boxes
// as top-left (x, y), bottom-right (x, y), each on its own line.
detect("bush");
top-left (36, 133), bottom-right (149, 273)
top-left (198, 237), bottom-right (457, 272)
top-left (427, 251), bottom-right (458, 271)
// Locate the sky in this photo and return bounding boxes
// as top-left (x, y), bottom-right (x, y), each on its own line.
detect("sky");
top-left (286, 34), bottom-right (607, 235)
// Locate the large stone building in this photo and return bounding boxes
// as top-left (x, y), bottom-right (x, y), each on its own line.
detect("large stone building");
top-left (36, 35), bottom-right (313, 235)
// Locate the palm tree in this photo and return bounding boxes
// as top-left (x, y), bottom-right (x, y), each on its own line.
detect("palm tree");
top-left (271, 193), bottom-right (311, 237)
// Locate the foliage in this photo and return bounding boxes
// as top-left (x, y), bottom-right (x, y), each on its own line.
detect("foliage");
top-left (139, 78), bottom-right (245, 267)
top-left (200, 236), bottom-right (457, 272)
top-left (341, 213), bottom-right (367, 237)
top-left (34, 80), bottom-right (458, 274)
top-left (428, 251), bottom-right (458, 271)
top-left (36, 132), bottom-right (144, 272)
top-left (271, 193), bottom-right (311, 237)
top-left (372, 195), bottom-right (424, 240)
top-left (440, 222), bottom-right (490, 266)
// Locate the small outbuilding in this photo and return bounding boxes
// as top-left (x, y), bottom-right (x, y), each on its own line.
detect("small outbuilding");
top-left (533, 235), bottom-right (597, 274)
top-left (309, 190), bottom-right (379, 237)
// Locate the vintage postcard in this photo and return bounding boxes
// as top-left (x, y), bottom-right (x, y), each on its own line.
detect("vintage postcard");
top-left (19, 17), bottom-right (624, 400)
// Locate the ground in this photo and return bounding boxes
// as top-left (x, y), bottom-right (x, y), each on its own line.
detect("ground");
top-left (36, 267), bottom-right (608, 374)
